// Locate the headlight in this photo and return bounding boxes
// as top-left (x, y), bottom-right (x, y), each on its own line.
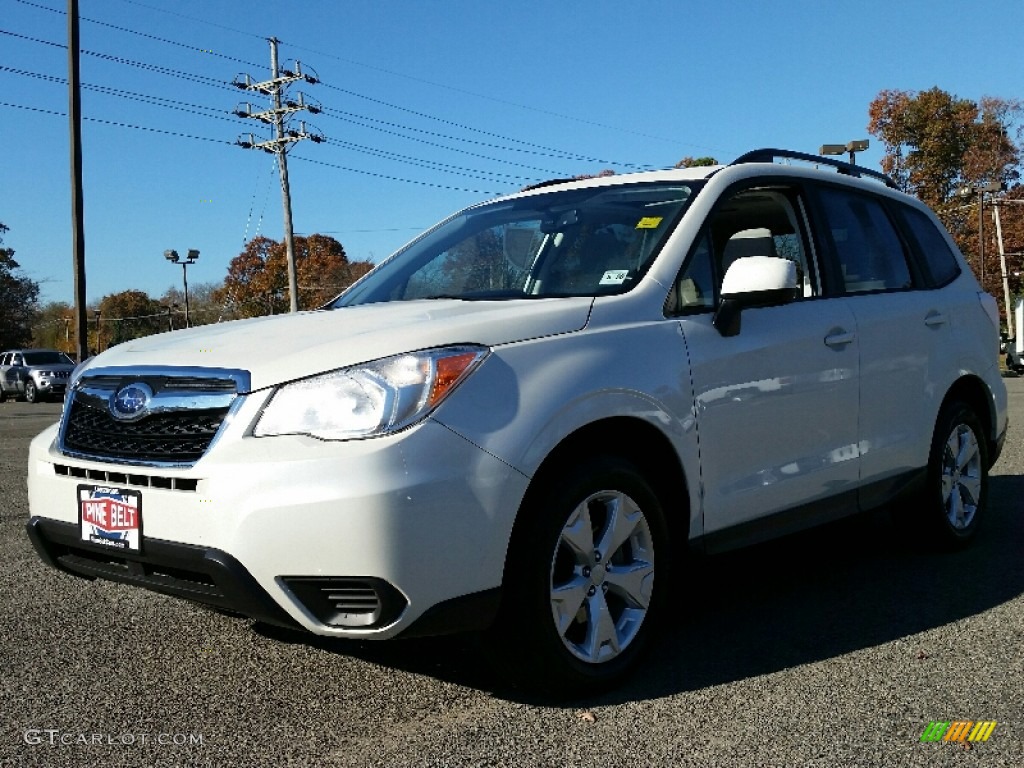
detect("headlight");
top-left (253, 345), bottom-right (489, 441)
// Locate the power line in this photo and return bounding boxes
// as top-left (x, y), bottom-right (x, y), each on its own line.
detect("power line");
top-left (321, 105), bottom-right (635, 167)
top-left (324, 137), bottom-right (539, 183)
top-left (12, 0), bottom-right (264, 67)
top-left (21, 0), bottom-right (717, 156)
top-left (290, 153), bottom-right (503, 196)
top-left (0, 29), bottom-right (237, 91)
top-left (1, 100), bottom-right (235, 144)
top-left (1, 27), bottom-right (650, 174)
top-left (318, 84), bottom-right (649, 169)
top-left (323, 110), bottom-right (571, 175)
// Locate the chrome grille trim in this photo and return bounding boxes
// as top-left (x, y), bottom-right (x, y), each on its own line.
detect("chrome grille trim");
top-left (57, 366), bottom-right (250, 468)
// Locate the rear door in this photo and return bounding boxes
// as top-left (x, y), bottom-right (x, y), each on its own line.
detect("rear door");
top-left (809, 185), bottom-right (952, 502)
top-left (672, 182), bottom-right (861, 541)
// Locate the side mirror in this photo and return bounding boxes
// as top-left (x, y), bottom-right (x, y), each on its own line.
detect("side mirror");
top-left (713, 256), bottom-right (800, 337)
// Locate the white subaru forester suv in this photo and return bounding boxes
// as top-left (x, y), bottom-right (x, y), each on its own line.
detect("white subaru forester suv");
top-left (27, 149), bottom-right (1008, 693)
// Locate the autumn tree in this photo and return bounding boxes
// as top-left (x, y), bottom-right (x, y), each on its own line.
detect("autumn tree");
top-left (215, 235), bottom-right (372, 318)
top-left (868, 87), bottom-right (1024, 305)
top-left (0, 222), bottom-right (41, 349)
top-left (160, 281), bottom-right (225, 327)
top-left (868, 87), bottom-right (1021, 206)
top-left (675, 156), bottom-right (720, 168)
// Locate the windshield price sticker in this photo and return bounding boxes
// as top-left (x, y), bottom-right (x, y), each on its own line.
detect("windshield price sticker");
top-left (599, 270), bottom-right (629, 285)
top-left (635, 216), bottom-right (663, 229)
top-left (79, 485), bottom-right (142, 551)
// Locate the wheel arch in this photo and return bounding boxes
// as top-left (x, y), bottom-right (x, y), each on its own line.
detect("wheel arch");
top-left (939, 375), bottom-right (998, 467)
top-left (502, 416), bottom-right (692, 578)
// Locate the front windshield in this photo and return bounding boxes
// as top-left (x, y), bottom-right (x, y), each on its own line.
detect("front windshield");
top-left (23, 351), bottom-right (74, 366)
top-left (333, 182), bottom-right (699, 306)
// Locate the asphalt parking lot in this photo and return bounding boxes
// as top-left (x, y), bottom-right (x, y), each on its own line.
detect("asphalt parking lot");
top-left (1, 377), bottom-right (1022, 768)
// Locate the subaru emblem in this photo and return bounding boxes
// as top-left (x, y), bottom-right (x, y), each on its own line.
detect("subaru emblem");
top-left (109, 382), bottom-right (153, 421)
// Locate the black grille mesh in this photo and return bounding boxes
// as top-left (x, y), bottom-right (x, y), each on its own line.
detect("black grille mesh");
top-left (63, 400), bottom-right (228, 463)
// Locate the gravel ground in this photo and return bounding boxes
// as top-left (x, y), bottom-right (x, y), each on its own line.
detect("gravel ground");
top-left (1, 377), bottom-right (1022, 767)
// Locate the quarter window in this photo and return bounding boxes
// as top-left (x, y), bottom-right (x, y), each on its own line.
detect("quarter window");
top-left (817, 187), bottom-right (912, 294)
top-left (896, 205), bottom-right (961, 287)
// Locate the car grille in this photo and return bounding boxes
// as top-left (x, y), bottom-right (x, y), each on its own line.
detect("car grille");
top-left (58, 369), bottom-right (247, 467)
top-left (63, 406), bottom-right (225, 463)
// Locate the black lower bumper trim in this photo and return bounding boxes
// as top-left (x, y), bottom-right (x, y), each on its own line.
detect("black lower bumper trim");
top-left (26, 517), bottom-right (300, 630)
top-left (398, 587), bottom-right (501, 638)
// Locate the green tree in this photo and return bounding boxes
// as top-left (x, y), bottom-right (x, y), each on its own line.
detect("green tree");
top-left (30, 301), bottom-right (75, 354)
top-left (95, 290), bottom-right (166, 350)
top-left (0, 222), bottom-right (41, 349)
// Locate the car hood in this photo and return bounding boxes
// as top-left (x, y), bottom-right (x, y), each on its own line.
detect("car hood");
top-left (28, 364), bottom-right (75, 373)
top-left (79, 298), bottom-right (593, 391)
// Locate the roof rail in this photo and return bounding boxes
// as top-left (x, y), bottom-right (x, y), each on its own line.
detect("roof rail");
top-left (731, 148), bottom-right (898, 189)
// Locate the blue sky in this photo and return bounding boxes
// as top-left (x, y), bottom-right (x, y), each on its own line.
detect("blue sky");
top-left (2, 0), bottom-right (1023, 306)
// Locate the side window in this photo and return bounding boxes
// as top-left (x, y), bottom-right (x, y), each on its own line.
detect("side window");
top-left (0, 353), bottom-right (9, 366)
top-left (817, 187), bottom-right (913, 294)
top-left (11, 354), bottom-right (23, 367)
top-left (668, 186), bottom-right (818, 313)
top-left (895, 205), bottom-right (961, 287)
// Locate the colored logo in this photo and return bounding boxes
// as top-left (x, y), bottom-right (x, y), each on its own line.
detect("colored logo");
top-left (109, 382), bottom-right (153, 421)
top-left (920, 721), bottom-right (997, 743)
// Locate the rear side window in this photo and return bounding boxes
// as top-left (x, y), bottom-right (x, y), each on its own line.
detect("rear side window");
top-left (895, 205), bottom-right (961, 287)
top-left (817, 187), bottom-right (913, 294)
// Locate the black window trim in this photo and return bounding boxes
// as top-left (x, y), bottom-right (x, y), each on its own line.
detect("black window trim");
top-left (887, 199), bottom-right (963, 290)
top-left (804, 179), bottom-right (924, 298)
top-left (664, 177), bottom-right (823, 317)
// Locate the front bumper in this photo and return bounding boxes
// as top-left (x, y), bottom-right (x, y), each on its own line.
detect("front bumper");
top-left (32, 375), bottom-right (69, 397)
top-left (26, 516), bottom-right (300, 628)
top-left (27, 415), bottom-right (528, 638)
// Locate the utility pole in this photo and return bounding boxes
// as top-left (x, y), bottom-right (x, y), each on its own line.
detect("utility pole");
top-left (68, 0), bottom-right (88, 361)
top-left (233, 39), bottom-right (323, 313)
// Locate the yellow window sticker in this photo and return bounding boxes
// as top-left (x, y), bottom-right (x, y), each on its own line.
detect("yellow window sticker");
top-left (636, 216), bottom-right (663, 229)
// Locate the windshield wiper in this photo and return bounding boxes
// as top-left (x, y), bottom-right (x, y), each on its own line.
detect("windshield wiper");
top-left (421, 290), bottom-right (528, 301)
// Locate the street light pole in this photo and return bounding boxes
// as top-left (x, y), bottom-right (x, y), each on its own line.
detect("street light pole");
top-left (992, 200), bottom-right (1014, 340)
top-left (164, 249), bottom-right (199, 327)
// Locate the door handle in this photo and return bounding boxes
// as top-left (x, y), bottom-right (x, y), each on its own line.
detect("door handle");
top-left (925, 311), bottom-right (947, 328)
top-left (824, 329), bottom-right (856, 348)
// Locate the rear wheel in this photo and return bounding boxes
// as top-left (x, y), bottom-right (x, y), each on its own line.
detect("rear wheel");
top-left (920, 401), bottom-right (988, 548)
top-left (491, 455), bottom-right (670, 695)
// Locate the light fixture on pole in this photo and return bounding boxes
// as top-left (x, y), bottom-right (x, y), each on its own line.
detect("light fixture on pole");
top-left (957, 182), bottom-right (1002, 290)
top-left (164, 249), bottom-right (199, 327)
top-left (820, 139), bottom-right (870, 166)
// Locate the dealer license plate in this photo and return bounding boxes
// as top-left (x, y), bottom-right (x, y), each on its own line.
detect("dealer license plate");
top-left (78, 485), bottom-right (142, 551)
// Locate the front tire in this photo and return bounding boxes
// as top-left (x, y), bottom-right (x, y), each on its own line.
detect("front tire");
top-left (492, 455), bottom-right (670, 695)
top-left (920, 401), bottom-right (988, 548)
top-left (24, 380), bottom-right (40, 404)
